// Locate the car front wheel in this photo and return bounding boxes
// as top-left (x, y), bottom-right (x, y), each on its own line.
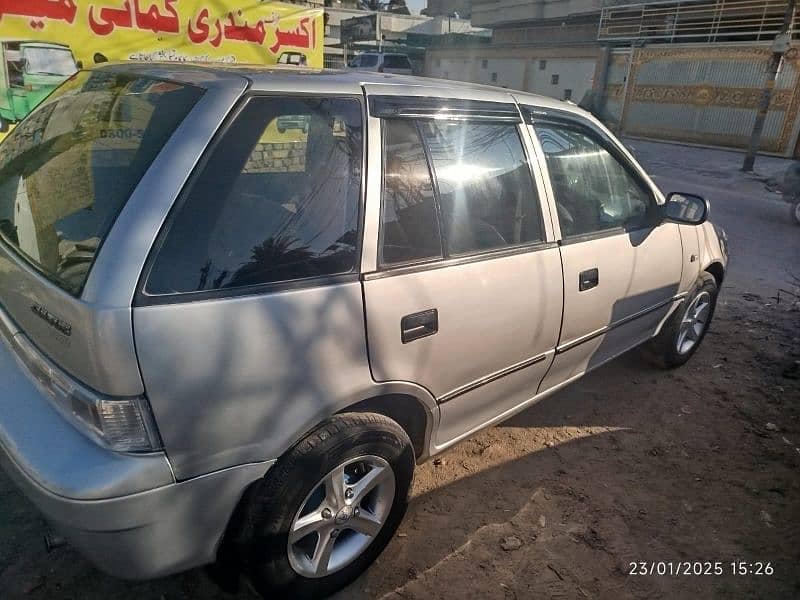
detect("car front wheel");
top-left (645, 272), bottom-right (718, 369)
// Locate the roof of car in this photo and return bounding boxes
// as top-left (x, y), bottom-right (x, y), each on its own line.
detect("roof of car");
top-left (95, 62), bottom-right (584, 116)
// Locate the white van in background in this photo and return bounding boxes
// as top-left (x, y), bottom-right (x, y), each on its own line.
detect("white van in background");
top-left (347, 52), bottom-right (413, 75)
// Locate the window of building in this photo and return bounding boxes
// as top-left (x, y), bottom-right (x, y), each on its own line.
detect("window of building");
top-left (539, 59), bottom-right (547, 70)
top-left (418, 120), bottom-right (543, 256)
top-left (534, 123), bottom-right (655, 237)
top-left (146, 97), bottom-right (363, 295)
top-left (481, 59), bottom-right (488, 69)
top-left (491, 72), bottom-right (497, 83)
top-left (564, 89), bottom-right (573, 101)
top-left (551, 74), bottom-right (559, 85)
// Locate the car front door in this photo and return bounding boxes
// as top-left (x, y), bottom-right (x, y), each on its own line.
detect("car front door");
top-left (525, 111), bottom-right (684, 391)
top-left (362, 95), bottom-right (564, 450)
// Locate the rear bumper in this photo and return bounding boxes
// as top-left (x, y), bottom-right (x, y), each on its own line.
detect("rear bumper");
top-left (1, 447), bottom-right (273, 579)
top-left (0, 315), bottom-right (273, 579)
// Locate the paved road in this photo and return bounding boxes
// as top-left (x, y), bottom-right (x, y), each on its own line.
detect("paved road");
top-left (627, 139), bottom-right (799, 294)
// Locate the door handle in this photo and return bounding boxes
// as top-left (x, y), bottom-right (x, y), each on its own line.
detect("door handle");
top-left (401, 309), bottom-right (438, 344)
top-left (579, 268), bottom-right (599, 291)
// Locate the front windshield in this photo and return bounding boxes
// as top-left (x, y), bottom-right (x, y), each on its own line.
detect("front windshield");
top-left (22, 46), bottom-right (77, 77)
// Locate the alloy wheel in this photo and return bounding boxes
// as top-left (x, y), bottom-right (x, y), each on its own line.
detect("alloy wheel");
top-left (676, 291), bottom-right (712, 355)
top-left (287, 455), bottom-right (395, 578)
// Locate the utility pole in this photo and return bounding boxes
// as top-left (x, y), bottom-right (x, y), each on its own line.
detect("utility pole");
top-left (742, 0), bottom-right (796, 172)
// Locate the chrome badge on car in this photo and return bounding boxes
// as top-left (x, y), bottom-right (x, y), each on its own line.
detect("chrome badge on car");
top-left (30, 303), bottom-right (72, 337)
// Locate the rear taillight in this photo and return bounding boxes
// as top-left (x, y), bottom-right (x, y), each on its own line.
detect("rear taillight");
top-left (9, 332), bottom-right (162, 452)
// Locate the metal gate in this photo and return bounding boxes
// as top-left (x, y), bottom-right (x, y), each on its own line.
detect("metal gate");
top-left (604, 43), bottom-right (800, 157)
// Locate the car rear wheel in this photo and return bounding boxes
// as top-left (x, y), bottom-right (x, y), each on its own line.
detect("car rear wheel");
top-left (235, 413), bottom-right (414, 599)
top-left (644, 272), bottom-right (718, 369)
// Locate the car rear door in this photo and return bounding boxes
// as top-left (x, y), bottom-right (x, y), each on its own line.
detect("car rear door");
top-left (361, 91), bottom-right (564, 450)
top-left (132, 94), bottom-right (374, 479)
top-left (520, 106), bottom-right (684, 391)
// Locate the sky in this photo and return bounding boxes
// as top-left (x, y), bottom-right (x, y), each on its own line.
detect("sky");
top-left (405, 0), bottom-right (427, 15)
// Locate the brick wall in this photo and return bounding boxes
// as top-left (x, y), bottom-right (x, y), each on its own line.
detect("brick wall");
top-left (243, 141), bottom-right (307, 173)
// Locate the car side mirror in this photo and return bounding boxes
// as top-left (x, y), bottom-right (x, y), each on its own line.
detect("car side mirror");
top-left (663, 192), bottom-right (709, 225)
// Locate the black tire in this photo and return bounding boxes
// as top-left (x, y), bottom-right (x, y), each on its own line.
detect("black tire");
top-left (0, 117), bottom-right (8, 133)
top-left (644, 272), bottom-right (718, 369)
top-left (235, 413), bottom-right (414, 599)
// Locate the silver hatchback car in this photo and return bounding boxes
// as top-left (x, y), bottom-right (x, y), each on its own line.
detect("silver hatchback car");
top-left (0, 64), bottom-right (727, 598)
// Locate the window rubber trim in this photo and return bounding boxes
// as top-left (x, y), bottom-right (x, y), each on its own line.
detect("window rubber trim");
top-left (557, 224), bottom-right (659, 246)
top-left (363, 241), bottom-right (559, 281)
top-left (369, 95), bottom-right (522, 122)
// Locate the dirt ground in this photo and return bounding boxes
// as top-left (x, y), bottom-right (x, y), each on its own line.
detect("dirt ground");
top-left (354, 290), bottom-right (800, 600)
top-left (1, 142), bottom-right (799, 599)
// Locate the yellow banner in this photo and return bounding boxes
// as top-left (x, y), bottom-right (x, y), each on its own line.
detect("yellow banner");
top-left (0, 1), bottom-right (323, 67)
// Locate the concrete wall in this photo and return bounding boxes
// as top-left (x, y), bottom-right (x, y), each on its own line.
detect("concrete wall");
top-left (528, 57), bottom-right (596, 101)
top-left (476, 58), bottom-right (527, 89)
top-left (431, 56), bottom-right (474, 82)
top-left (426, 44), bottom-right (600, 101)
top-left (471, 0), bottom-right (601, 27)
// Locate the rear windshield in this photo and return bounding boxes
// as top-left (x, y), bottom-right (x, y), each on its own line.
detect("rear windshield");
top-left (23, 45), bottom-right (77, 77)
top-left (0, 70), bottom-right (202, 295)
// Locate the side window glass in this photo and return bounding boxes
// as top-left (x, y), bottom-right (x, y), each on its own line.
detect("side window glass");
top-left (418, 120), bottom-right (543, 256)
top-left (361, 55), bottom-right (379, 68)
top-left (384, 55), bottom-right (411, 69)
top-left (147, 96), bottom-right (362, 295)
top-left (534, 123), bottom-right (653, 237)
top-left (380, 119), bottom-right (442, 265)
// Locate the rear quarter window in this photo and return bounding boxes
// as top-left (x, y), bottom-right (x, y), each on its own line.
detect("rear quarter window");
top-left (145, 96), bottom-right (363, 296)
